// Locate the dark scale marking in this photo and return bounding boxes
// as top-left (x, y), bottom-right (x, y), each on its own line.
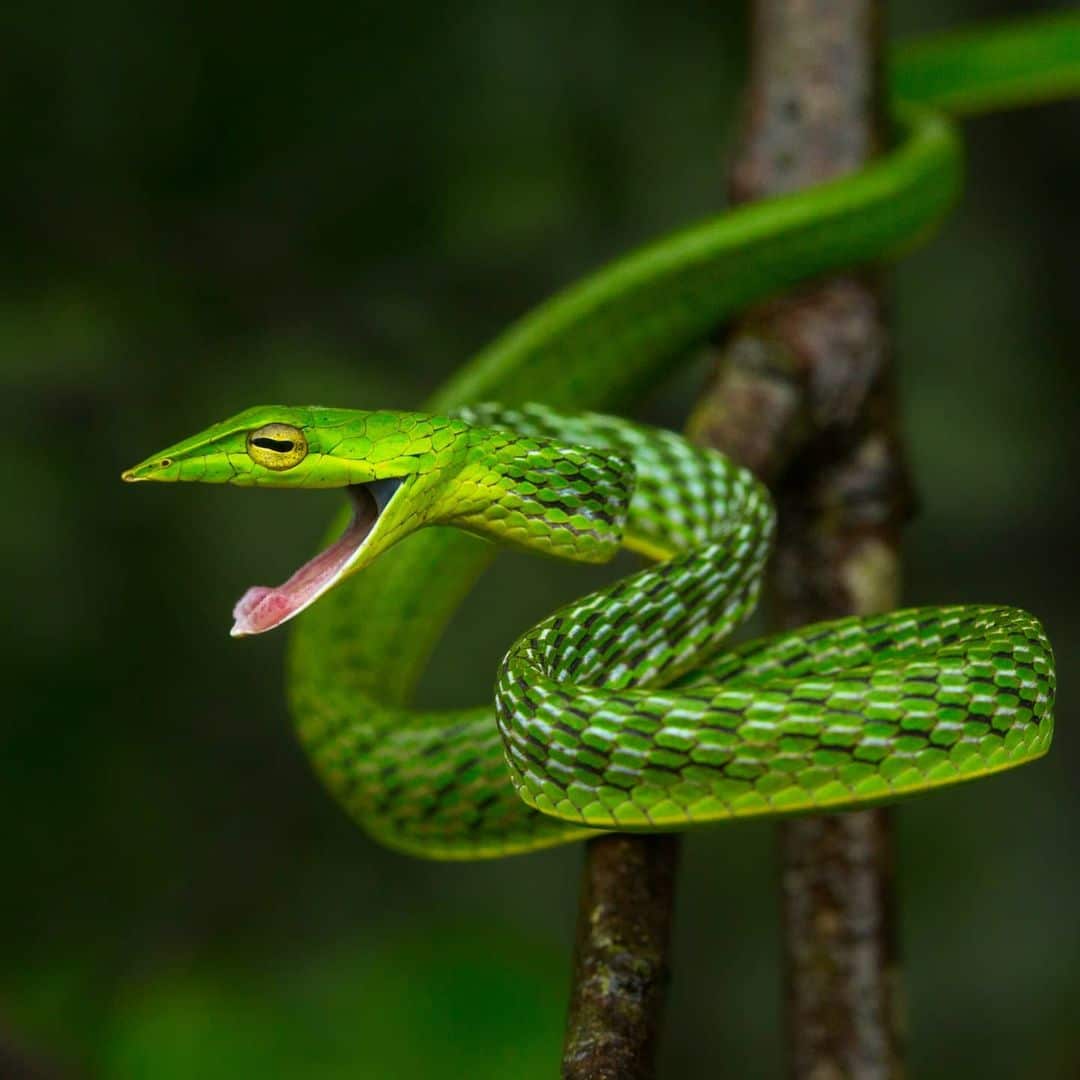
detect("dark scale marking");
top-left (566, 756), bottom-right (609, 781)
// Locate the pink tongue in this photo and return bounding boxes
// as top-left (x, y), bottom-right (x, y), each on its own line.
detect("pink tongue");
top-left (231, 489), bottom-right (379, 637)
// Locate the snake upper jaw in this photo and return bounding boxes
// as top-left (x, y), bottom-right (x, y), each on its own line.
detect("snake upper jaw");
top-left (230, 476), bottom-right (406, 638)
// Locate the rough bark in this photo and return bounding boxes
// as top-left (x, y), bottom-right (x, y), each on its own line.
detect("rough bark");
top-left (562, 834), bottom-right (680, 1080)
top-left (562, 2), bottom-right (907, 1075)
top-left (688, 1), bottom-right (908, 1076)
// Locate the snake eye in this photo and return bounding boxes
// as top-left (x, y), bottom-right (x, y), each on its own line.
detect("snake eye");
top-left (247, 423), bottom-right (308, 470)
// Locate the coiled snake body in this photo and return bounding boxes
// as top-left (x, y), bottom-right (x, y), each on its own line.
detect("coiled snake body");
top-left (124, 16), bottom-right (1072, 858)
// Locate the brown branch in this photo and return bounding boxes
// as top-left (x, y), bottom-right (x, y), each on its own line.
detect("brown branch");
top-left (690, 0), bottom-right (908, 1076)
top-left (563, 3), bottom-right (910, 1074)
top-left (561, 834), bottom-right (680, 1080)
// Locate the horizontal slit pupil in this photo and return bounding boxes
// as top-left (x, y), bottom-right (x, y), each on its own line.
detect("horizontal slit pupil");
top-left (254, 437), bottom-right (294, 452)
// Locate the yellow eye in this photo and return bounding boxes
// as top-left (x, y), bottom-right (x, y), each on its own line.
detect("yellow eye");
top-left (247, 423), bottom-right (308, 470)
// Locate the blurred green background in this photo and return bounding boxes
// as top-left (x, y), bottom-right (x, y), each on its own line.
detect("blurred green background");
top-left (5, 0), bottom-right (1079, 1076)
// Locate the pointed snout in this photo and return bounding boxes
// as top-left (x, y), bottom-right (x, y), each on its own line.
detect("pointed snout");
top-left (121, 455), bottom-right (181, 483)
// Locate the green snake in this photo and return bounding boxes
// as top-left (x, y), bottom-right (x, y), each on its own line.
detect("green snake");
top-left (124, 14), bottom-right (1072, 859)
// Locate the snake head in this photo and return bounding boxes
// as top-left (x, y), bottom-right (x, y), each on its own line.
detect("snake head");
top-left (123, 405), bottom-right (474, 636)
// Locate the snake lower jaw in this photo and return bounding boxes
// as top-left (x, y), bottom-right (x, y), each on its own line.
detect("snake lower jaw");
top-left (230, 477), bottom-right (404, 638)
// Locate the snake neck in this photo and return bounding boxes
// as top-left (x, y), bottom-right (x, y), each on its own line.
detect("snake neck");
top-left (440, 424), bottom-right (634, 565)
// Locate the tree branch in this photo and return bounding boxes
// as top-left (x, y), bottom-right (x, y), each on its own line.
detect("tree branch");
top-left (563, 3), bottom-right (907, 1074)
top-left (562, 834), bottom-right (680, 1080)
top-left (690, 0), bottom-right (908, 1075)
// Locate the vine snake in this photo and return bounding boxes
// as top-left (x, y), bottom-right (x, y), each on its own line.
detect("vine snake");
top-left (124, 14), bottom-right (1073, 859)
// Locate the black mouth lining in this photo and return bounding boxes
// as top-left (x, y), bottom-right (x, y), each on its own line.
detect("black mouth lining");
top-left (353, 475), bottom-right (405, 516)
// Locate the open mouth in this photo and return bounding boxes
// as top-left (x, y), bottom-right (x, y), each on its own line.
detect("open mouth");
top-left (230, 477), bottom-right (405, 637)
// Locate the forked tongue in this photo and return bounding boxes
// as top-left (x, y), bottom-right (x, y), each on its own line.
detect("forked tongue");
top-left (231, 486), bottom-right (380, 636)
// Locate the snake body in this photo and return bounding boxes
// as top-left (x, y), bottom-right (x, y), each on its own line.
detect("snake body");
top-left (124, 16), bottom-right (1073, 858)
